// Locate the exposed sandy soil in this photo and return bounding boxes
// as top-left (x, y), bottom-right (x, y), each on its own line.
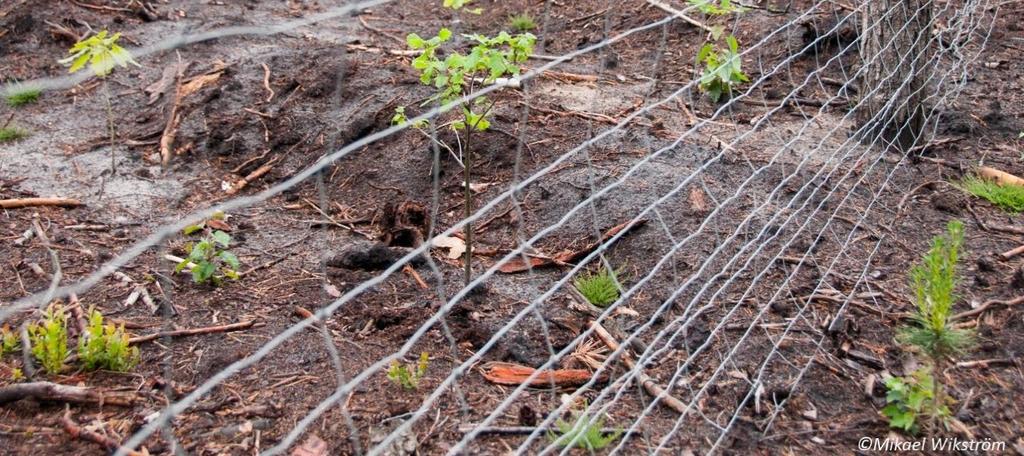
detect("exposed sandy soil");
top-left (1, 0), bottom-right (1022, 454)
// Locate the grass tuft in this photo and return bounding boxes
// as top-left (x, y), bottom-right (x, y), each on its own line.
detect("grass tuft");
top-left (958, 175), bottom-right (1024, 213)
top-left (5, 87), bottom-right (41, 107)
top-left (0, 127), bottom-right (29, 143)
top-left (574, 266), bottom-right (621, 307)
top-left (508, 13), bottom-right (537, 32)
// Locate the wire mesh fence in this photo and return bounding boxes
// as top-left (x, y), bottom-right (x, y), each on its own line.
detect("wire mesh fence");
top-left (0, 0), bottom-right (1000, 454)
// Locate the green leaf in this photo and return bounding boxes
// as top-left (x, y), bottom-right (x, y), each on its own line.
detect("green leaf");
top-left (211, 230), bottom-right (231, 248)
top-left (407, 33), bottom-right (426, 49)
top-left (183, 223), bottom-right (205, 235)
top-left (219, 251), bottom-right (241, 269)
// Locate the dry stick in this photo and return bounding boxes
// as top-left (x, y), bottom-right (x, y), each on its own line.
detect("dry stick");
top-left (61, 407), bottom-right (145, 456)
top-left (225, 158), bottom-right (278, 195)
top-left (160, 54), bottom-right (187, 166)
top-left (978, 166), bottom-right (1024, 187)
top-left (403, 264), bottom-right (429, 290)
top-left (0, 197), bottom-right (82, 209)
top-left (999, 244), bottom-right (1024, 260)
top-left (951, 296), bottom-right (1024, 321)
top-left (588, 321), bottom-right (686, 414)
top-left (128, 320), bottom-right (258, 344)
top-left (645, 0), bottom-right (715, 34)
top-left (19, 326), bottom-right (36, 378)
top-left (0, 382), bottom-right (139, 406)
top-left (260, 62), bottom-right (275, 103)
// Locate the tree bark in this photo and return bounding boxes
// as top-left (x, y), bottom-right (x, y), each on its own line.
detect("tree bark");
top-left (856, 0), bottom-right (935, 151)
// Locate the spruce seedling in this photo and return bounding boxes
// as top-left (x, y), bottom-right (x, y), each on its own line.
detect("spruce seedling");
top-left (697, 35), bottom-right (749, 102)
top-left (548, 410), bottom-right (623, 450)
top-left (78, 308), bottom-right (139, 372)
top-left (406, 28), bottom-right (535, 285)
top-left (387, 352), bottom-right (429, 390)
top-left (27, 305), bottom-right (69, 375)
top-left (60, 30), bottom-right (140, 173)
top-left (885, 220), bottom-right (972, 432)
top-left (509, 13), bottom-right (538, 32)
top-left (5, 86), bottom-right (41, 107)
top-left (574, 266), bottom-right (622, 307)
top-left (0, 126), bottom-right (29, 143)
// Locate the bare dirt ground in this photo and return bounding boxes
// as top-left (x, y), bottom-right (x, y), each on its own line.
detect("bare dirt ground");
top-left (1, 0), bottom-right (1022, 454)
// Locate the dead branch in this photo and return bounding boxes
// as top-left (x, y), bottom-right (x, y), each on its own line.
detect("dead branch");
top-left (226, 158), bottom-right (278, 195)
top-left (61, 408), bottom-right (145, 456)
top-left (160, 55), bottom-right (187, 166)
top-left (951, 296), bottom-right (1024, 320)
top-left (589, 321), bottom-right (687, 414)
top-left (0, 382), bottom-right (139, 406)
top-left (999, 244), bottom-right (1024, 260)
top-left (0, 198), bottom-right (82, 209)
top-left (260, 62), bottom-right (275, 103)
top-left (128, 320), bottom-right (259, 344)
top-left (646, 0), bottom-right (716, 34)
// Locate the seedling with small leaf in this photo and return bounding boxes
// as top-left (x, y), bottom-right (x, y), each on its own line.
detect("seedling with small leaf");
top-left (387, 352), bottom-right (429, 390)
top-left (1, 325), bottom-right (20, 356)
top-left (882, 368), bottom-right (950, 433)
top-left (688, 0), bottom-right (748, 15)
top-left (27, 305), bottom-right (69, 375)
top-left (548, 409), bottom-right (623, 450)
top-left (574, 266), bottom-right (622, 308)
top-left (78, 308), bottom-right (139, 372)
top-left (177, 229), bottom-right (241, 285)
top-left (406, 28), bottom-right (535, 285)
top-left (60, 30), bottom-right (140, 173)
top-left (697, 35), bottom-right (749, 102)
top-left (443, 0), bottom-right (482, 13)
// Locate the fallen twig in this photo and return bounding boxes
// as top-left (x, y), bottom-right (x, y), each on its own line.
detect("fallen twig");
top-left (951, 296), bottom-right (1024, 320)
top-left (646, 0), bottom-right (716, 34)
top-left (500, 219), bottom-right (647, 273)
top-left (0, 382), bottom-right (139, 406)
top-left (403, 264), bottom-right (429, 290)
top-left (999, 244), bottom-right (1024, 260)
top-left (0, 198), bottom-right (82, 209)
top-left (226, 158), bottom-right (279, 195)
top-left (978, 166), bottom-right (1024, 187)
top-left (589, 321), bottom-right (687, 414)
top-left (160, 56), bottom-right (188, 166)
top-left (260, 62), bottom-right (275, 103)
top-left (128, 320), bottom-right (259, 344)
top-left (61, 408), bottom-right (145, 456)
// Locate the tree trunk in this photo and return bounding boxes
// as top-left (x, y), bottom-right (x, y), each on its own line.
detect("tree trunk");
top-left (856, 0), bottom-right (935, 151)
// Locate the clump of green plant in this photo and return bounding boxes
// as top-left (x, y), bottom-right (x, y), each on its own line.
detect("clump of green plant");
top-left (387, 352), bottom-right (429, 390)
top-left (689, 0), bottom-right (748, 15)
top-left (443, 0), bottom-right (481, 13)
top-left (27, 305), bottom-right (69, 375)
top-left (508, 13), bottom-right (537, 32)
top-left (177, 229), bottom-right (241, 285)
top-left (884, 220), bottom-right (973, 432)
top-left (697, 35), bottom-right (749, 102)
top-left (78, 308), bottom-right (139, 372)
top-left (882, 368), bottom-right (949, 433)
top-left (1, 325), bottom-right (21, 356)
top-left (0, 126), bottom-right (29, 143)
top-left (958, 175), bottom-right (1024, 213)
top-left (60, 30), bottom-right (140, 174)
top-left (405, 27), bottom-right (536, 285)
top-left (5, 87), bottom-right (41, 107)
top-left (548, 409), bottom-right (623, 450)
top-left (574, 266), bottom-right (622, 307)
top-left (10, 368), bottom-right (24, 382)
